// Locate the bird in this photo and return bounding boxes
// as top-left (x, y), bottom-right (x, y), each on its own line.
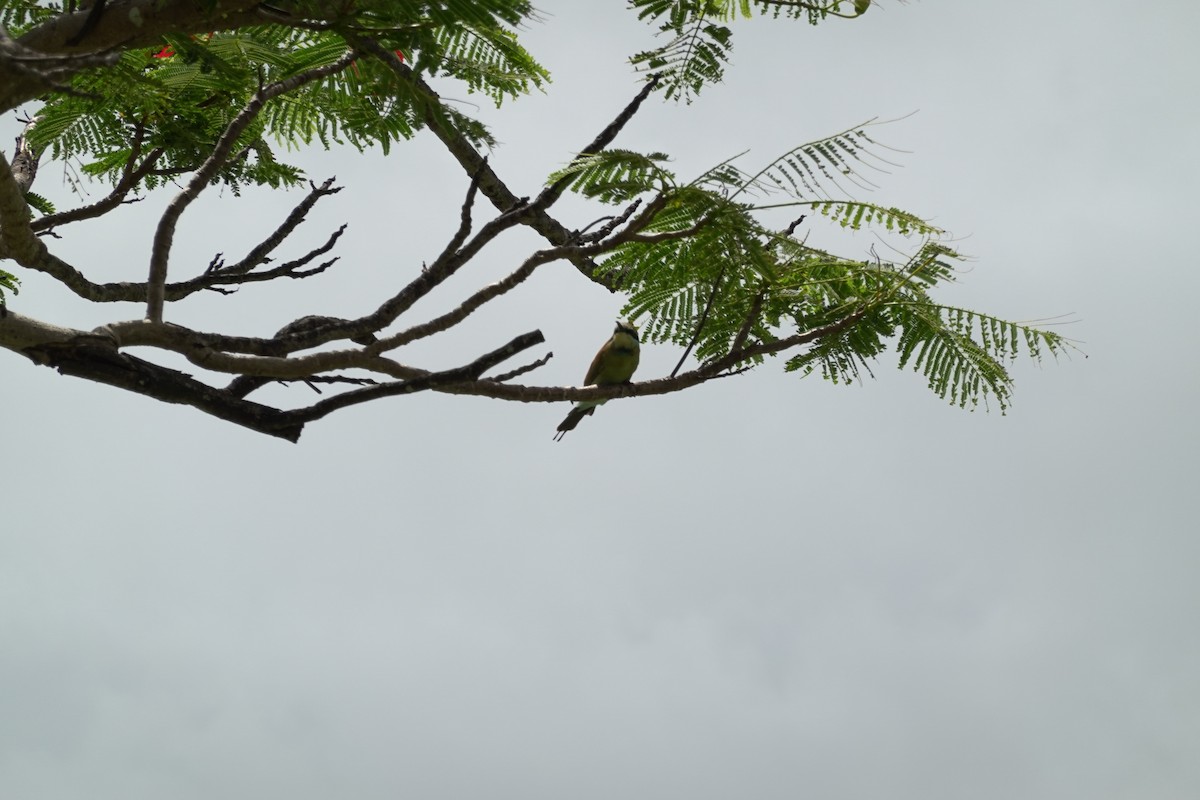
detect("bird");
top-left (553, 320), bottom-right (640, 441)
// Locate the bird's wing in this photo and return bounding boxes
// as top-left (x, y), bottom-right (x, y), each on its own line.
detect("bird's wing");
top-left (582, 340), bottom-right (608, 386)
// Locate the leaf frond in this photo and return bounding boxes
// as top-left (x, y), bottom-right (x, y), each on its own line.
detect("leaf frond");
top-left (550, 149), bottom-right (676, 203)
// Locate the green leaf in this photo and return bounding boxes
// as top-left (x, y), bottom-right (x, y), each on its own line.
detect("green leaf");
top-left (549, 149), bottom-right (675, 203)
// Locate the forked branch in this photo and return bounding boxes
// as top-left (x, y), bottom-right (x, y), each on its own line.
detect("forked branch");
top-left (145, 50), bottom-right (358, 322)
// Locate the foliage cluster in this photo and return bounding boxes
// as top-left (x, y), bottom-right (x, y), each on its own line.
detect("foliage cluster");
top-left (0, 0), bottom-right (1072, 439)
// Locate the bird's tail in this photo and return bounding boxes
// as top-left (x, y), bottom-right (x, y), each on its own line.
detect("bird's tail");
top-left (553, 405), bottom-right (596, 442)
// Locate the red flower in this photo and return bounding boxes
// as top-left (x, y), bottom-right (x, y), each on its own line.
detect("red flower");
top-left (350, 49), bottom-right (406, 76)
top-left (151, 33), bottom-right (212, 59)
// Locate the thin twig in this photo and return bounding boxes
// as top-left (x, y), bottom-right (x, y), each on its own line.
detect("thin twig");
top-left (488, 351), bottom-right (553, 382)
top-left (729, 283), bottom-right (768, 355)
top-left (526, 73), bottom-right (662, 215)
top-left (368, 246), bottom-right (563, 352)
top-left (210, 178), bottom-right (343, 275)
top-left (576, 198), bottom-right (643, 244)
top-left (670, 265), bottom-right (727, 378)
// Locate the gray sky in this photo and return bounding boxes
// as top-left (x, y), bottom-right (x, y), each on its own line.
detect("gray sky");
top-left (3, 2), bottom-right (1198, 799)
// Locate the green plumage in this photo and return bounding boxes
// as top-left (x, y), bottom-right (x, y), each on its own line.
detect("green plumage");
top-left (553, 321), bottom-right (640, 441)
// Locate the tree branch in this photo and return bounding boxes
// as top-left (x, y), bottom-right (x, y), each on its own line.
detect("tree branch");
top-left (368, 246), bottom-right (562, 352)
top-left (279, 329), bottom-right (545, 426)
top-left (527, 73), bottom-right (661, 214)
top-left (670, 265), bottom-right (727, 378)
top-left (0, 149), bottom-right (41, 265)
top-left (208, 178), bottom-right (343, 276)
top-left (145, 49), bottom-right (357, 322)
top-left (0, 24), bottom-right (120, 106)
top-left (352, 36), bottom-right (659, 291)
top-left (17, 327), bottom-right (306, 442)
top-left (32, 147), bottom-right (165, 231)
top-left (10, 122), bottom-right (40, 194)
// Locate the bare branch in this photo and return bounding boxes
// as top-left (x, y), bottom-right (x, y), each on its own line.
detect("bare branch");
top-left (729, 282), bottom-right (769, 355)
top-left (441, 156), bottom-right (486, 258)
top-left (145, 49), bottom-right (358, 323)
top-left (207, 224), bottom-right (346, 283)
top-left (20, 331), bottom-right (306, 442)
top-left (313, 185), bottom-right (536, 351)
top-left (576, 198), bottom-right (644, 245)
top-left (280, 329), bottom-right (545, 426)
top-left (210, 178), bottom-right (343, 276)
top-left (205, 255), bottom-right (339, 289)
top-left (488, 351), bottom-right (553, 383)
top-left (529, 73), bottom-right (661, 213)
top-left (352, 36), bottom-right (659, 290)
top-left (32, 147), bottom-right (165, 231)
top-left (369, 246), bottom-right (562, 352)
top-left (783, 214), bottom-right (807, 237)
top-left (366, 201), bottom-right (680, 355)
top-left (226, 372), bottom-right (380, 399)
top-left (110, 331), bottom-right (401, 382)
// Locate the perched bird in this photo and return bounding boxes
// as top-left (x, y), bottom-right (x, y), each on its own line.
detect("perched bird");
top-left (554, 320), bottom-right (640, 441)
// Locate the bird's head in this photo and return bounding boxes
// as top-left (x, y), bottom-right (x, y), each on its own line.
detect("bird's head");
top-left (614, 319), bottom-right (639, 341)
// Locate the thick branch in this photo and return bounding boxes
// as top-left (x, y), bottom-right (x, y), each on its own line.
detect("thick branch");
top-left (7, 312), bottom-right (305, 441)
top-left (10, 124), bottom-right (40, 193)
top-left (3, 2), bottom-right (268, 113)
top-left (0, 149), bottom-right (40, 264)
top-left (21, 2), bottom-right (257, 51)
top-left (2, 297), bottom-right (873, 443)
top-left (0, 25), bottom-right (121, 107)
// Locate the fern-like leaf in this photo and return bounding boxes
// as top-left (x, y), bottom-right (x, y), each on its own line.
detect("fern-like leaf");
top-left (891, 303), bottom-right (1072, 411)
top-left (23, 191), bottom-right (54, 215)
top-left (629, 1), bottom-right (744, 102)
top-left (0, 268), bottom-right (18, 311)
top-left (744, 121), bottom-right (898, 199)
top-left (549, 149), bottom-right (675, 203)
top-left (809, 200), bottom-right (943, 236)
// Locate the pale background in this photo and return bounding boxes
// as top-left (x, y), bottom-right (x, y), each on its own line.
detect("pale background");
top-left (3, 2), bottom-right (1198, 798)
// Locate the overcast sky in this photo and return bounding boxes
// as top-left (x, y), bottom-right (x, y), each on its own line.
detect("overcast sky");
top-left (3, 1), bottom-right (1198, 799)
